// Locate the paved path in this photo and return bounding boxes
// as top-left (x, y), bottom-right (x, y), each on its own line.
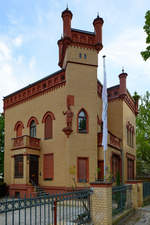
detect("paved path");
top-left (123, 205), bottom-right (150, 225)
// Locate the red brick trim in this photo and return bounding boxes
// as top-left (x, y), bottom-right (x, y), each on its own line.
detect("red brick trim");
top-left (27, 116), bottom-right (39, 127)
top-left (4, 70), bottom-right (66, 110)
top-left (126, 180), bottom-right (143, 184)
top-left (126, 152), bottom-right (135, 160)
top-left (14, 121), bottom-right (24, 131)
top-left (77, 108), bottom-right (89, 133)
top-left (39, 185), bottom-right (90, 194)
top-left (9, 184), bottom-right (35, 198)
top-left (90, 182), bottom-right (112, 187)
top-left (42, 111), bottom-right (55, 123)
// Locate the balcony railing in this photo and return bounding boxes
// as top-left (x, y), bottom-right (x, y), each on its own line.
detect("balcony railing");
top-left (12, 135), bottom-right (40, 150)
top-left (97, 132), bottom-right (121, 150)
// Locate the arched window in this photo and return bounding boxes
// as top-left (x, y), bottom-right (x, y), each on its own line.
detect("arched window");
top-left (16, 124), bottom-right (22, 137)
top-left (45, 115), bottom-right (52, 139)
top-left (14, 121), bottom-right (24, 137)
top-left (78, 109), bottom-right (88, 133)
top-left (42, 111), bottom-right (55, 139)
top-left (30, 120), bottom-right (36, 137)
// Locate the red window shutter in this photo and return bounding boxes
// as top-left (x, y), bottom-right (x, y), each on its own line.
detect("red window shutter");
top-left (43, 154), bottom-right (54, 179)
top-left (16, 124), bottom-right (22, 137)
top-left (45, 115), bottom-right (52, 139)
top-left (78, 158), bottom-right (88, 182)
top-left (98, 160), bottom-right (104, 180)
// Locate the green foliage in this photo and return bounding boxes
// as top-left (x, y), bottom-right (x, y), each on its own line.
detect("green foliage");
top-left (0, 113), bottom-right (4, 177)
top-left (0, 182), bottom-right (8, 197)
top-left (141, 10), bottom-right (150, 61)
top-left (136, 91), bottom-right (150, 176)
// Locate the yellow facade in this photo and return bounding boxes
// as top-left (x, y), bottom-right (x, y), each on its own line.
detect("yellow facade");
top-left (4, 8), bottom-right (138, 197)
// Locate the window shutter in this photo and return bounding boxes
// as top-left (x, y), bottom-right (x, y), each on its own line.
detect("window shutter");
top-left (43, 154), bottom-right (54, 179)
top-left (16, 125), bottom-right (22, 137)
top-left (78, 158), bottom-right (88, 182)
top-left (45, 115), bottom-right (52, 139)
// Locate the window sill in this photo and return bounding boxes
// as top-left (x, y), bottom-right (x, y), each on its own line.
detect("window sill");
top-left (44, 138), bottom-right (53, 140)
top-left (78, 180), bottom-right (88, 183)
top-left (44, 178), bottom-right (53, 181)
top-left (78, 131), bottom-right (88, 134)
top-left (14, 176), bottom-right (23, 179)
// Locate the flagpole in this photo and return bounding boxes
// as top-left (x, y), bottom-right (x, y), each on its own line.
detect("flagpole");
top-left (102, 55), bottom-right (108, 182)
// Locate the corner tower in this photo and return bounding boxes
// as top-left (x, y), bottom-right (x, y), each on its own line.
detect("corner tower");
top-left (58, 8), bottom-right (104, 68)
top-left (58, 8), bottom-right (104, 187)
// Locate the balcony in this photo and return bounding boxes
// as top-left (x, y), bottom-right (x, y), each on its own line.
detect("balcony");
top-left (97, 132), bottom-right (121, 150)
top-left (12, 135), bottom-right (40, 150)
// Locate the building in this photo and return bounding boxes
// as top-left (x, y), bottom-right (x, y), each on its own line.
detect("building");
top-left (3, 8), bottom-right (138, 198)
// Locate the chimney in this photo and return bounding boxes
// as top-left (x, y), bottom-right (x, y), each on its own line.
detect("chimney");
top-left (119, 70), bottom-right (128, 95)
top-left (93, 14), bottom-right (104, 45)
top-left (61, 8), bottom-right (73, 39)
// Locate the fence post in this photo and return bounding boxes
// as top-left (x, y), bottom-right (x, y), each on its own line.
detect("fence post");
top-left (54, 200), bottom-right (57, 225)
top-left (90, 182), bottom-right (112, 225)
top-left (137, 182), bottom-right (143, 207)
top-left (126, 181), bottom-right (143, 209)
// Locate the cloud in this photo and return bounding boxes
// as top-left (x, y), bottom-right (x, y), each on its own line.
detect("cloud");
top-left (98, 27), bottom-right (150, 95)
top-left (13, 36), bottom-right (23, 47)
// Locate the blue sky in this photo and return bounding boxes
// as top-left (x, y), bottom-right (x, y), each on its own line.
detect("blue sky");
top-left (0, 0), bottom-right (150, 112)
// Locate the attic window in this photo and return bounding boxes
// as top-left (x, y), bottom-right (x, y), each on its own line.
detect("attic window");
top-left (43, 83), bottom-right (46, 89)
top-left (84, 54), bottom-right (87, 59)
top-left (61, 75), bottom-right (65, 81)
top-left (79, 53), bottom-right (82, 58)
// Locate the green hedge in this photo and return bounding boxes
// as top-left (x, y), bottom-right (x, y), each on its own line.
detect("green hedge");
top-left (0, 183), bottom-right (8, 197)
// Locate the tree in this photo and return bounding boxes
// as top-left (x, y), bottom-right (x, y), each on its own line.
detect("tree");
top-left (0, 113), bottom-right (4, 178)
top-left (141, 10), bottom-right (150, 61)
top-left (136, 91), bottom-right (150, 176)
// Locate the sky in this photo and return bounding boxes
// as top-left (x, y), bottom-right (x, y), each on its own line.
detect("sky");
top-left (0, 0), bottom-right (150, 112)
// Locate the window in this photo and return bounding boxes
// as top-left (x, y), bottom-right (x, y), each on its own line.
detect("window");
top-left (127, 122), bottom-right (134, 147)
top-left (43, 154), bottom-right (54, 180)
top-left (79, 53), bottom-right (82, 58)
top-left (127, 158), bottom-right (134, 180)
top-left (98, 160), bottom-right (104, 180)
top-left (16, 124), bottom-right (22, 137)
top-left (112, 154), bottom-right (121, 181)
top-left (78, 109), bottom-right (88, 133)
top-left (77, 157), bottom-right (88, 183)
top-left (45, 115), bottom-right (52, 139)
top-left (30, 120), bottom-right (36, 137)
top-left (42, 111), bottom-right (55, 139)
top-left (14, 155), bottom-right (23, 178)
top-left (14, 121), bottom-right (24, 137)
top-left (84, 54), bottom-right (87, 59)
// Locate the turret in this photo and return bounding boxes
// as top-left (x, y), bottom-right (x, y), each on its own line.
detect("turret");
top-left (61, 7), bottom-right (73, 39)
top-left (119, 69), bottom-right (128, 95)
top-left (93, 14), bottom-right (104, 50)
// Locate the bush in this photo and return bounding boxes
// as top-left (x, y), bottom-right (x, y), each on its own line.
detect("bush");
top-left (0, 183), bottom-right (8, 197)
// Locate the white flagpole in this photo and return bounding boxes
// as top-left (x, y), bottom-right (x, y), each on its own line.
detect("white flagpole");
top-left (102, 55), bottom-right (108, 181)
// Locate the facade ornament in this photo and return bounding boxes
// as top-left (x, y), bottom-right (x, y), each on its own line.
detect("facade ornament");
top-left (62, 105), bottom-right (74, 137)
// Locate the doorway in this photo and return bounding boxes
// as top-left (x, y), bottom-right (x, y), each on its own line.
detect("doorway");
top-left (29, 155), bottom-right (39, 185)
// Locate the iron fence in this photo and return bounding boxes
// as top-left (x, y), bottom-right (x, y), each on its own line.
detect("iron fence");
top-left (143, 182), bottom-right (150, 199)
top-left (112, 184), bottom-right (132, 216)
top-left (0, 189), bottom-right (92, 225)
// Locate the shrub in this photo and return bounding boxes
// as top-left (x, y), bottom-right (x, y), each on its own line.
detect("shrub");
top-left (0, 183), bottom-right (8, 197)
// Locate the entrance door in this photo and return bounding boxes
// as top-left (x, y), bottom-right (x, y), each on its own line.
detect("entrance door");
top-left (29, 155), bottom-right (39, 185)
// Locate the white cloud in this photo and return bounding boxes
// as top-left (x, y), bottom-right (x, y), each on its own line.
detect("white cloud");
top-left (98, 27), bottom-right (150, 95)
top-left (29, 56), bottom-right (36, 69)
top-left (13, 36), bottom-right (23, 47)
